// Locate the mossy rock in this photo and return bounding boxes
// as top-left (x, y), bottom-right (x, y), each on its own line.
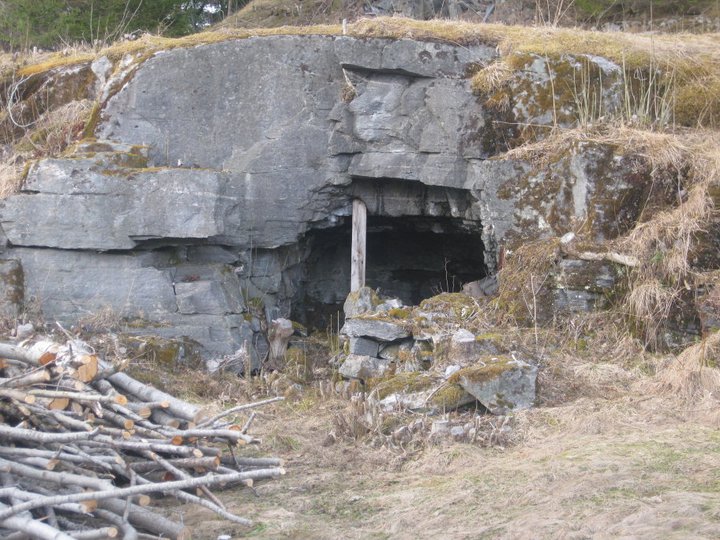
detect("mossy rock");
top-left (387, 307), bottom-right (412, 319)
top-left (124, 335), bottom-right (203, 370)
top-left (449, 355), bottom-right (538, 414)
top-left (428, 383), bottom-right (475, 410)
top-left (496, 238), bottom-right (561, 325)
top-left (368, 372), bottom-right (435, 401)
top-left (419, 293), bottom-right (477, 319)
top-left (343, 287), bottom-right (381, 318)
top-left (449, 357), bottom-right (519, 385)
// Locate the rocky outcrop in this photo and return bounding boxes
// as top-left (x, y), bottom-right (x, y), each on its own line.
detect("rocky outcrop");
top-left (0, 34), bottom-right (677, 357)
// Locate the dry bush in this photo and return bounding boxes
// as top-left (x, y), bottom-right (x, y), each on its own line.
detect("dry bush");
top-left (0, 161), bottom-right (23, 199)
top-left (0, 99), bottom-right (92, 199)
top-left (619, 132), bottom-right (718, 347)
top-left (503, 126), bottom-right (718, 349)
top-left (18, 99), bottom-right (92, 158)
top-left (470, 60), bottom-right (512, 95)
top-left (648, 331), bottom-right (720, 403)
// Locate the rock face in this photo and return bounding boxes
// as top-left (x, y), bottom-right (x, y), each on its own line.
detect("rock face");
top-left (0, 35), bottom-right (664, 357)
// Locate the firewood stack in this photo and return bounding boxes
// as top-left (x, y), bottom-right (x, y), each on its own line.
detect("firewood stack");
top-left (0, 338), bottom-right (285, 539)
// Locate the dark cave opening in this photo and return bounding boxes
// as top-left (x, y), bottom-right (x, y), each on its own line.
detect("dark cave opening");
top-left (293, 214), bottom-right (487, 330)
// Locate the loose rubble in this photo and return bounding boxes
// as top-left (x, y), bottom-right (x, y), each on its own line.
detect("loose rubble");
top-left (336, 287), bottom-right (538, 418)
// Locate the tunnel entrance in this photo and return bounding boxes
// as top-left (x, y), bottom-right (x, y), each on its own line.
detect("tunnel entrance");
top-left (293, 210), bottom-right (487, 330)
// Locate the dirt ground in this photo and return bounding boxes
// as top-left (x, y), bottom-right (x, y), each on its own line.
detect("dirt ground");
top-left (176, 389), bottom-right (720, 539)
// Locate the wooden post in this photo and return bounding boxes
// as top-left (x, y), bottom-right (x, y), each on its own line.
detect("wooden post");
top-left (351, 199), bottom-right (367, 292)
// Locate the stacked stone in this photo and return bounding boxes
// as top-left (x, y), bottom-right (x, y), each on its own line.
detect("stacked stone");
top-left (338, 288), bottom-right (412, 380)
top-left (337, 287), bottom-right (538, 415)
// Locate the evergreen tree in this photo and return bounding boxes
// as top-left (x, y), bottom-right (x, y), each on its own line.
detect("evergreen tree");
top-left (0, 0), bottom-right (241, 50)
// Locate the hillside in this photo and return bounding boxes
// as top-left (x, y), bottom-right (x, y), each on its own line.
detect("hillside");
top-left (0, 14), bottom-right (719, 539)
top-left (219, 0), bottom-right (720, 31)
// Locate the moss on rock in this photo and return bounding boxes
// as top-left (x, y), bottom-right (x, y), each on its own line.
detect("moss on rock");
top-left (448, 356), bottom-right (519, 386)
top-left (428, 383), bottom-right (474, 409)
top-left (369, 372), bottom-right (435, 400)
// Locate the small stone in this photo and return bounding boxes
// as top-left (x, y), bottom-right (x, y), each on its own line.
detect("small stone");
top-left (447, 332), bottom-right (503, 367)
top-left (321, 432), bottom-right (337, 447)
top-left (91, 56), bottom-right (113, 86)
top-left (450, 425), bottom-right (465, 439)
top-left (341, 318), bottom-right (410, 341)
top-left (376, 298), bottom-right (403, 311)
top-left (455, 356), bottom-right (537, 415)
top-left (205, 358), bottom-right (220, 373)
top-left (349, 337), bottom-right (380, 357)
top-left (378, 338), bottom-right (414, 361)
top-left (409, 418), bottom-right (424, 433)
top-left (15, 322), bottom-right (34, 340)
top-left (444, 365), bottom-right (461, 377)
top-left (249, 316), bottom-right (262, 333)
top-left (462, 276), bottom-right (498, 298)
top-left (431, 420), bottom-right (450, 436)
top-left (560, 232), bottom-right (576, 244)
top-left (452, 329), bottom-right (475, 343)
top-left (392, 425), bottom-right (412, 444)
top-left (339, 354), bottom-right (389, 380)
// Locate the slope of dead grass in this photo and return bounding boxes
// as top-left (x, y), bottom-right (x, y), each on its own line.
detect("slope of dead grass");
top-left (175, 388), bottom-right (720, 539)
top-left (6, 17), bottom-right (720, 80)
top-left (140, 323), bottom-right (720, 539)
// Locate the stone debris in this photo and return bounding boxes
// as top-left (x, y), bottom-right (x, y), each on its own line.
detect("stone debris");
top-left (337, 288), bottom-right (538, 417)
top-left (338, 354), bottom-right (390, 380)
top-left (451, 356), bottom-right (538, 415)
top-left (341, 317), bottom-right (411, 341)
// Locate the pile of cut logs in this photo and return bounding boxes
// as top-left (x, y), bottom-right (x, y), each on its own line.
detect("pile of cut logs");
top-left (0, 337), bottom-right (285, 539)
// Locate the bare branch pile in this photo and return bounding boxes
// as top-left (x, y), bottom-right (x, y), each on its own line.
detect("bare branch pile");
top-left (0, 338), bottom-right (285, 539)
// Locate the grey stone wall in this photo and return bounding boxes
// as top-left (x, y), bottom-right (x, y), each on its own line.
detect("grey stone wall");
top-left (0, 35), bottom-right (657, 358)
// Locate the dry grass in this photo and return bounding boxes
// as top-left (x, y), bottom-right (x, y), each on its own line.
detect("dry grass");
top-left (0, 99), bottom-right (92, 199)
top-left (7, 17), bottom-right (719, 85)
top-left (499, 125), bottom-right (719, 348)
top-left (470, 59), bottom-right (512, 95)
top-left (495, 237), bottom-right (561, 324)
top-left (649, 330), bottom-right (720, 403)
top-left (0, 162), bottom-right (23, 199)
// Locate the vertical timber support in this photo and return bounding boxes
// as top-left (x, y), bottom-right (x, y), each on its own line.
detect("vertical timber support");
top-left (351, 199), bottom-right (367, 292)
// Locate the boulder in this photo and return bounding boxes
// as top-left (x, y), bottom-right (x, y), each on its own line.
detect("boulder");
top-left (462, 276), bottom-right (498, 298)
top-left (175, 280), bottom-right (244, 315)
top-left (450, 355), bottom-right (537, 414)
top-left (0, 34), bottom-right (685, 359)
top-left (341, 318), bottom-right (411, 342)
top-left (2, 156), bottom-right (229, 251)
top-left (339, 354), bottom-right (390, 380)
